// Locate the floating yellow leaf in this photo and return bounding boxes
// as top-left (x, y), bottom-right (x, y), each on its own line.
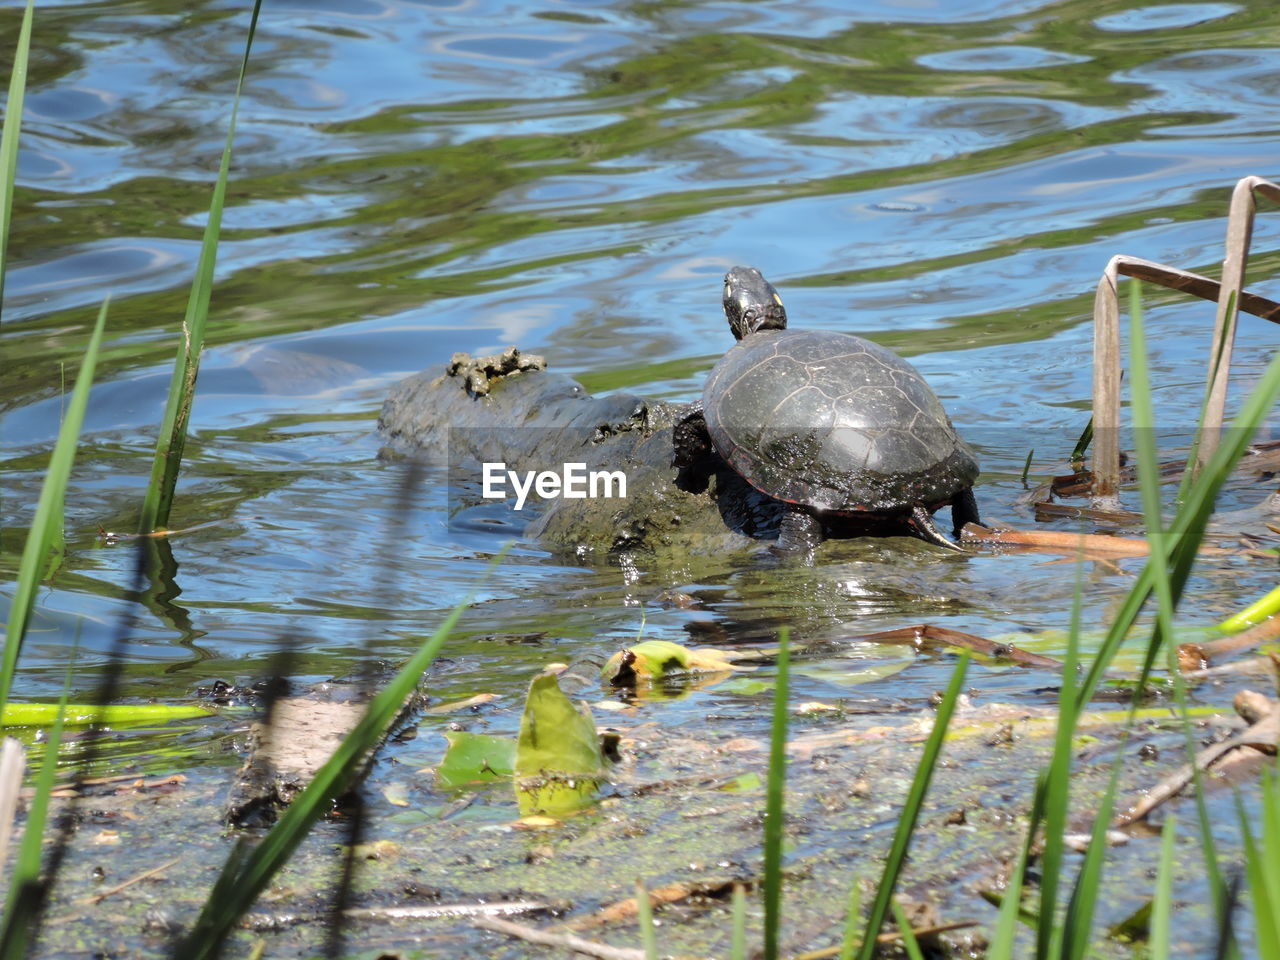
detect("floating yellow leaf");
top-left (515, 671), bottom-right (605, 817)
top-left (381, 782), bottom-right (410, 807)
top-left (602, 639), bottom-right (744, 688)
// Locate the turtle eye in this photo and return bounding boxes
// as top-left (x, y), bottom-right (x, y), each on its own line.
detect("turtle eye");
top-left (723, 283), bottom-right (732, 299)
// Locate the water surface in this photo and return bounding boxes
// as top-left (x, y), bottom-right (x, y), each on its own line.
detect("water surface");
top-left (2, 0), bottom-right (1279, 949)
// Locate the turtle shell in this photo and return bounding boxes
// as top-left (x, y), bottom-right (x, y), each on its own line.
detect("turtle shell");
top-left (702, 329), bottom-right (978, 513)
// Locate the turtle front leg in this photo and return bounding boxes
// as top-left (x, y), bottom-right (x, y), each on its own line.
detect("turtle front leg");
top-left (671, 399), bottom-right (710, 468)
top-left (908, 503), bottom-right (964, 551)
top-left (774, 504), bottom-right (824, 555)
top-left (950, 487), bottom-right (981, 540)
top-left (673, 400), bottom-right (717, 494)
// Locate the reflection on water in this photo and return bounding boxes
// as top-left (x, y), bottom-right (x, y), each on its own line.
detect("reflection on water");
top-left (915, 46), bottom-right (1092, 71)
top-left (2, 0), bottom-right (1279, 721)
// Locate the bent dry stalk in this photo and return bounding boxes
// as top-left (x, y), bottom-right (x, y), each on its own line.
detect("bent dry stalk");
top-left (1089, 176), bottom-right (1280, 499)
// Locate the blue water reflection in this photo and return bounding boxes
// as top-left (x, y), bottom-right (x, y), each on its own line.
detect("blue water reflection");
top-left (2, 0), bottom-right (1279, 713)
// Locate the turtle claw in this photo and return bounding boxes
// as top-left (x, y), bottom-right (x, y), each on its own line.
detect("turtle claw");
top-left (909, 503), bottom-right (965, 552)
top-left (772, 505), bottom-right (823, 557)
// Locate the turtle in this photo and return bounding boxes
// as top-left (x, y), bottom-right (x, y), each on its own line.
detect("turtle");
top-left (673, 266), bottom-right (980, 552)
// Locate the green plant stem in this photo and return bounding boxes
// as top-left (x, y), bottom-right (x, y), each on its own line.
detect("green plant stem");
top-left (1035, 561), bottom-right (1084, 959)
top-left (731, 883), bottom-right (748, 960)
top-left (1215, 584), bottom-right (1280, 634)
top-left (1, 299), bottom-right (109, 710)
top-left (891, 898), bottom-right (925, 960)
top-left (762, 627), bottom-right (790, 960)
top-left (139, 0), bottom-right (262, 532)
top-left (1150, 815), bottom-right (1177, 959)
top-left (856, 654), bottom-right (968, 960)
top-left (636, 879), bottom-right (659, 960)
top-left (0, 0), bottom-right (35, 305)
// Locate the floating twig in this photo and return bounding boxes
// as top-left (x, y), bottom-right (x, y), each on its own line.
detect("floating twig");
top-left (1113, 694), bottom-right (1278, 826)
top-left (787, 919), bottom-right (981, 959)
top-left (77, 856), bottom-right (181, 906)
top-left (1032, 501), bottom-right (1144, 526)
top-left (1177, 615), bottom-right (1280, 672)
top-left (344, 901), bottom-right (549, 920)
top-left (566, 879), bottom-right (735, 931)
top-left (854, 623), bottom-right (1063, 670)
top-left (1181, 655), bottom-right (1278, 682)
top-left (961, 522), bottom-right (1234, 559)
top-left (99, 516), bottom-right (255, 544)
top-left (474, 915), bottom-right (648, 960)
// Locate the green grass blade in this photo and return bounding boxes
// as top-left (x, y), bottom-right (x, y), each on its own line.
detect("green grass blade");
top-left (1, 298), bottom-right (109, 710)
top-left (1169, 631), bottom-right (1227, 927)
top-left (855, 654), bottom-right (968, 960)
top-left (139, 0), bottom-right (262, 533)
top-left (0, 693), bottom-right (68, 957)
top-left (0, 0), bottom-right (35, 304)
top-left (986, 839), bottom-right (1029, 959)
top-left (1070, 416), bottom-right (1093, 463)
top-left (1153, 326), bottom-right (1280, 934)
top-left (837, 879), bottom-right (862, 960)
top-left (1035, 561), bottom-right (1085, 958)
top-left (1215, 584), bottom-right (1280, 634)
top-left (762, 627), bottom-right (790, 960)
top-left (1150, 815), bottom-right (1178, 960)
top-left (635, 879), bottom-right (659, 960)
top-left (1240, 768), bottom-right (1280, 959)
top-left (1188, 754), bottom-right (1228, 936)
top-left (890, 898), bottom-right (925, 960)
top-left (174, 553), bottom-right (497, 959)
top-left (1060, 745), bottom-right (1124, 960)
top-left (730, 883), bottom-right (747, 960)
top-left (1137, 288), bottom-right (1280, 926)
top-left (989, 755), bottom-right (1050, 951)
top-left (1263, 767), bottom-right (1280, 936)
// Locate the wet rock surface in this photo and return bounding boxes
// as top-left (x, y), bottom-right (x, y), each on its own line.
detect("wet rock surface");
top-left (378, 349), bottom-right (783, 560)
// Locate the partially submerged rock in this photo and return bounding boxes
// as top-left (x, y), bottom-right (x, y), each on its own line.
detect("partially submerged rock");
top-left (378, 348), bottom-right (782, 561)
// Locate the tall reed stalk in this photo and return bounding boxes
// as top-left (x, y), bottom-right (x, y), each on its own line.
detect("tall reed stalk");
top-left (0, 301), bottom-right (108, 710)
top-left (0, 0), bottom-right (33, 306)
top-left (138, 0), bottom-right (263, 533)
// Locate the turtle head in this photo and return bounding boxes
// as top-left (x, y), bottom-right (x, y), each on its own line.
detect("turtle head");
top-left (723, 266), bottom-right (787, 340)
